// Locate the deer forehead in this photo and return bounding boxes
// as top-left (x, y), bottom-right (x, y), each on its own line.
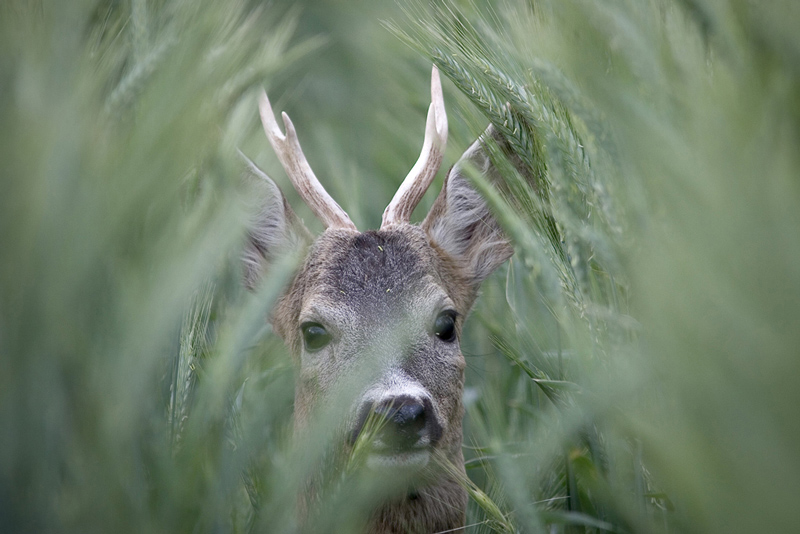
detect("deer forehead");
top-left (306, 228), bottom-right (449, 316)
top-left (277, 226), bottom-right (458, 345)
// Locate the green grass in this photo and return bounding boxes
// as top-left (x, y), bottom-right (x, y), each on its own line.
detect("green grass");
top-left (2, 0), bottom-right (799, 533)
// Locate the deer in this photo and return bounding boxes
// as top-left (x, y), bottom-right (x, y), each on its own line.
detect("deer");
top-left (243, 66), bottom-right (513, 533)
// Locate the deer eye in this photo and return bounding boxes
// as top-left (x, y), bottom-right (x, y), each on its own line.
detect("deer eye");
top-left (301, 322), bottom-right (331, 352)
top-left (433, 311), bottom-right (457, 342)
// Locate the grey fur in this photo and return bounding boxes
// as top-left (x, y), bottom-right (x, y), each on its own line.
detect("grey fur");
top-left (243, 128), bottom-right (513, 533)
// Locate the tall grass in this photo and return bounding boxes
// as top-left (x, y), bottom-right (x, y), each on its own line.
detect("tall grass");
top-left (395, 1), bottom-right (800, 532)
top-left (0, 1), bottom-right (309, 531)
top-left (2, 1), bottom-right (799, 533)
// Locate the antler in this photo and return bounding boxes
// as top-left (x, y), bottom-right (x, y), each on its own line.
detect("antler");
top-left (381, 66), bottom-right (448, 228)
top-left (259, 91), bottom-right (357, 231)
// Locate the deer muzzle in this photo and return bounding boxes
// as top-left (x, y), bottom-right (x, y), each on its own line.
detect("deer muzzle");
top-left (350, 394), bottom-right (443, 470)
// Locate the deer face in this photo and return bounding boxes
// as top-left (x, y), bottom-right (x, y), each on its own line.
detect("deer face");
top-left (244, 67), bottom-right (513, 524)
top-left (272, 226), bottom-right (474, 471)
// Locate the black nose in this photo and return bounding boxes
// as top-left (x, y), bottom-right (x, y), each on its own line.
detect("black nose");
top-left (350, 395), bottom-right (441, 452)
top-left (373, 398), bottom-right (426, 450)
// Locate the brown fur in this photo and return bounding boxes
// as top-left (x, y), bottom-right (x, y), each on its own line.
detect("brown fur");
top-left (245, 127), bottom-right (513, 533)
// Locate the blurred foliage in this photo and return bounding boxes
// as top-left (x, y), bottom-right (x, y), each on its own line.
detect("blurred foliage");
top-left (2, 0), bottom-right (799, 533)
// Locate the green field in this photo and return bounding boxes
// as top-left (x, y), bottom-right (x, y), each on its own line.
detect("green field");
top-left (2, 1), bottom-right (799, 532)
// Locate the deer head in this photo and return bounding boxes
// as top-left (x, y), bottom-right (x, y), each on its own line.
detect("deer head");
top-left (244, 66), bottom-right (513, 532)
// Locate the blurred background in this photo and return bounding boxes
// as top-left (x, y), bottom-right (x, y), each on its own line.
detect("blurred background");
top-left (2, 0), bottom-right (799, 532)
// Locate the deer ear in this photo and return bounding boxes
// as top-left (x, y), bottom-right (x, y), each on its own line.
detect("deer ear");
top-left (242, 157), bottom-right (311, 290)
top-left (422, 127), bottom-right (513, 286)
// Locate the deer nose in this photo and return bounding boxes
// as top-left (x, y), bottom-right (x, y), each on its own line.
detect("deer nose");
top-left (351, 395), bottom-right (441, 452)
top-left (373, 398), bottom-right (427, 450)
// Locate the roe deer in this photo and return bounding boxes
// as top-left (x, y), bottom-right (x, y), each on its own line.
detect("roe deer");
top-left (244, 66), bottom-right (513, 533)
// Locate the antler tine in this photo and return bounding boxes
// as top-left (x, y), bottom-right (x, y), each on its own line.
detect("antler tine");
top-left (259, 90), bottom-right (357, 231)
top-left (381, 65), bottom-right (448, 229)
